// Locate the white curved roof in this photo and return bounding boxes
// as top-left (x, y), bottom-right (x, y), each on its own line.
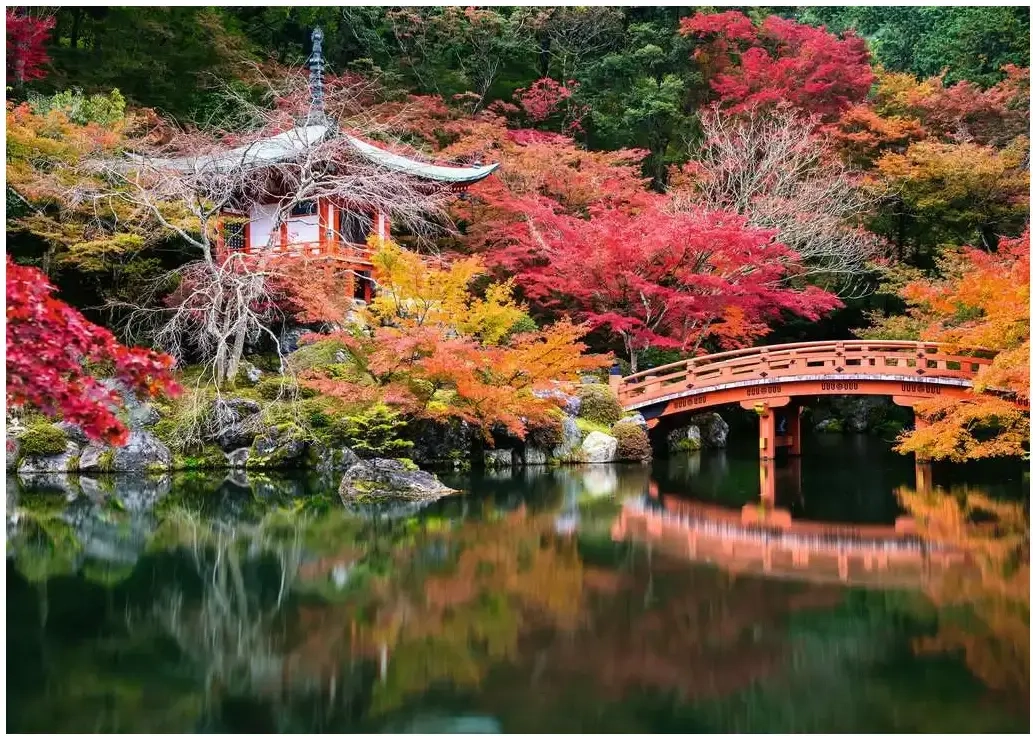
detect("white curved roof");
top-left (132, 124), bottom-right (498, 184)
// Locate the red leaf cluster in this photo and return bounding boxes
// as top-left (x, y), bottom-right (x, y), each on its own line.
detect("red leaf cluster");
top-left (5, 11), bottom-right (53, 84)
top-left (680, 11), bottom-right (874, 123)
top-left (6, 258), bottom-right (180, 444)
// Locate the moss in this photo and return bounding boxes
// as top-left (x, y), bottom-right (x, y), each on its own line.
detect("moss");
top-left (576, 384), bottom-right (623, 426)
top-left (66, 454), bottom-right (80, 472)
top-left (674, 436), bottom-right (702, 452)
top-left (397, 457), bottom-right (419, 471)
top-left (18, 424), bottom-right (69, 457)
top-left (289, 338), bottom-right (354, 371)
top-left (575, 417), bottom-right (612, 437)
top-left (255, 377), bottom-right (317, 401)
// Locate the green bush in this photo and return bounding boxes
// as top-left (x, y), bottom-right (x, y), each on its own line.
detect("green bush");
top-left (340, 404), bottom-right (415, 460)
top-left (612, 422), bottom-right (652, 461)
top-left (576, 384), bottom-right (623, 426)
top-left (18, 424), bottom-right (69, 457)
top-left (28, 88), bottom-right (126, 126)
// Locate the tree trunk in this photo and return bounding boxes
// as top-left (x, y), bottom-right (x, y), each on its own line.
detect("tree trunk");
top-left (225, 318), bottom-right (248, 387)
top-left (623, 333), bottom-right (637, 374)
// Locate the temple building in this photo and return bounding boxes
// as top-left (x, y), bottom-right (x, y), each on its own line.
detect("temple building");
top-left (142, 27), bottom-right (498, 301)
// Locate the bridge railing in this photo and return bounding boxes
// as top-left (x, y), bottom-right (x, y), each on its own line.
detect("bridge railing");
top-left (616, 340), bottom-right (994, 405)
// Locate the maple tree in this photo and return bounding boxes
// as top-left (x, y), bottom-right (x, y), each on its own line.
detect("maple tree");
top-left (679, 11), bottom-right (874, 124)
top-left (888, 230), bottom-right (1030, 462)
top-left (6, 257), bottom-right (179, 444)
top-left (300, 239), bottom-right (608, 439)
top-left (6, 10), bottom-right (54, 86)
top-left (489, 197), bottom-right (840, 372)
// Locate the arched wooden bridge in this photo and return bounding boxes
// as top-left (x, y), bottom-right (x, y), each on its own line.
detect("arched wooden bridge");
top-left (608, 340), bottom-right (1001, 460)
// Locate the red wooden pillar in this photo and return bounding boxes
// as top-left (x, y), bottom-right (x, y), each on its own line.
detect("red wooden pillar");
top-left (758, 405), bottom-right (776, 460)
top-left (786, 405), bottom-right (802, 457)
top-left (759, 458), bottom-right (776, 505)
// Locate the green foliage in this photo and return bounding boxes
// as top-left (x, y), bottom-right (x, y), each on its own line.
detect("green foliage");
top-left (255, 377), bottom-right (317, 401)
top-left (18, 424), bottom-right (68, 457)
top-left (340, 403), bottom-right (415, 460)
top-left (612, 421), bottom-right (652, 461)
top-left (576, 384), bottom-right (623, 427)
top-left (575, 417), bottom-right (612, 437)
top-left (28, 88), bottom-right (126, 126)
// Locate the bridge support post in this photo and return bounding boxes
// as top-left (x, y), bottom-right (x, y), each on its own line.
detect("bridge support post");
top-left (759, 459), bottom-right (776, 505)
top-left (758, 405), bottom-right (776, 460)
top-left (786, 405), bottom-right (802, 457)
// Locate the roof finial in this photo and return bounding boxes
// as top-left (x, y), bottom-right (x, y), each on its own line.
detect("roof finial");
top-left (307, 26), bottom-right (326, 125)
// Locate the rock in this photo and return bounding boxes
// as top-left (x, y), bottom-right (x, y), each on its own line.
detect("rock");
top-left (532, 387), bottom-right (580, 416)
top-left (248, 426), bottom-right (308, 469)
top-left (99, 378), bottom-right (159, 429)
top-left (580, 375), bottom-right (601, 384)
top-left (210, 398), bottom-right (265, 451)
top-left (18, 471), bottom-right (80, 495)
top-left (613, 413), bottom-right (648, 431)
top-left (225, 447), bottom-right (251, 468)
top-left (54, 421), bottom-right (90, 445)
top-left (580, 431), bottom-right (618, 463)
top-left (831, 396), bottom-right (887, 433)
top-left (238, 361), bottom-right (264, 385)
top-left (308, 441), bottom-right (362, 474)
top-left (687, 412), bottom-right (729, 448)
top-left (79, 431), bottom-right (172, 473)
top-left (667, 425), bottom-right (702, 454)
top-left (815, 418), bottom-right (844, 433)
top-left (484, 449), bottom-right (514, 468)
top-left (338, 459), bottom-right (459, 502)
top-left (552, 416), bottom-right (583, 461)
top-left (281, 327), bottom-right (315, 354)
top-left (523, 446), bottom-right (549, 465)
top-left (6, 436), bottom-right (19, 471)
top-left (17, 441), bottom-right (81, 474)
top-left (408, 418), bottom-right (474, 468)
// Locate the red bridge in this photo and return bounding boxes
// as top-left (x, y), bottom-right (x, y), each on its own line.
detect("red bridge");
top-left (609, 340), bottom-right (997, 460)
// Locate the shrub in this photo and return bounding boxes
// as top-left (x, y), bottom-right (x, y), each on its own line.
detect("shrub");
top-left (612, 422), bottom-right (652, 461)
top-left (526, 413), bottom-right (564, 449)
top-left (18, 424), bottom-right (69, 457)
top-left (576, 384), bottom-right (623, 426)
top-left (340, 403), bottom-right (415, 459)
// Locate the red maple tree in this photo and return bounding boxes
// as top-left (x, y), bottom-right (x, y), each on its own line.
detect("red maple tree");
top-left (6, 10), bottom-right (54, 85)
top-left (6, 258), bottom-right (180, 444)
top-left (489, 198), bottom-right (840, 371)
top-left (680, 11), bottom-right (874, 123)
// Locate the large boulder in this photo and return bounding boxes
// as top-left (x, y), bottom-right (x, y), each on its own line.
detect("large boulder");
top-left (338, 459), bottom-right (459, 502)
top-left (484, 449), bottom-right (514, 468)
top-left (552, 416), bottom-right (583, 462)
top-left (99, 378), bottom-right (159, 429)
top-left (687, 412), bottom-right (729, 448)
top-left (79, 431), bottom-right (172, 473)
top-left (667, 425), bottom-right (702, 454)
top-left (225, 447), bottom-right (250, 468)
top-left (54, 421), bottom-right (90, 445)
top-left (308, 441), bottom-right (362, 475)
top-left (523, 446), bottom-right (549, 466)
top-left (580, 431), bottom-right (618, 463)
top-left (247, 425), bottom-right (308, 469)
top-left (613, 413), bottom-right (648, 431)
top-left (407, 418), bottom-right (474, 468)
top-left (210, 398), bottom-right (264, 451)
top-left (17, 441), bottom-right (82, 475)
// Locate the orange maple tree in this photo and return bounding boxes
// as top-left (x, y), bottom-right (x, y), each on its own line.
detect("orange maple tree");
top-left (893, 229), bottom-right (1030, 461)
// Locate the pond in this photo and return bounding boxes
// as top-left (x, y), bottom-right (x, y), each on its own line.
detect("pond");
top-left (5, 434), bottom-right (1029, 733)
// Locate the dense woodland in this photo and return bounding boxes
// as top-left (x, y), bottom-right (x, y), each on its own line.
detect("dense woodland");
top-left (5, 5), bottom-right (1030, 462)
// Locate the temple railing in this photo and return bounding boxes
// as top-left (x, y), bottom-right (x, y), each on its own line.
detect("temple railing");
top-left (615, 340), bottom-right (994, 407)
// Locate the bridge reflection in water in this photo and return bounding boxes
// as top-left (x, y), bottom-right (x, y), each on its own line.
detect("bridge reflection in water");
top-left (612, 461), bottom-right (963, 590)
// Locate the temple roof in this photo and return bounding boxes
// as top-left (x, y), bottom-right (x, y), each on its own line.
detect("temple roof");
top-left (132, 124), bottom-right (498, 184)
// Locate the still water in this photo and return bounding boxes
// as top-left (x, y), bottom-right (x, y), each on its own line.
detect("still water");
top-left (5, 435), bottom-right (1029, 733)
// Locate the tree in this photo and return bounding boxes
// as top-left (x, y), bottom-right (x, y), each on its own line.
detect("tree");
top-left (6, 9), bottom-right (54, 86)
top-left (673, 106), bottom-right (884, 280)
top-left (300, 239), bottom-right (608, 439)
top-left (680, 11), bottom-right (874, 124)
top-left (489, 198), bottom-right (840, 372)
top-left (6, 257), bottom-right (179, 444)
top-left (890, 230), bottom-right (1030, 462)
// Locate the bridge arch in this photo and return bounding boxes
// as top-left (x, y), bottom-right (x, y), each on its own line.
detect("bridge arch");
top-left (610, 340), bottom-right (996, 459)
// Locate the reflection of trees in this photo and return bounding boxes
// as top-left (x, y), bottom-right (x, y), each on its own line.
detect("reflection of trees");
top-left (898, 485), bottom-right (1030, 701)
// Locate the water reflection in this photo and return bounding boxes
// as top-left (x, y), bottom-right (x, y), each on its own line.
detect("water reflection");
top-left (5, 437), bottom-right (1030, 732)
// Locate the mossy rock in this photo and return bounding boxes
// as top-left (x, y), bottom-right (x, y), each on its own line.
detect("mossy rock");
top-left (171, 444), bottom-right (228, 471)
top-left (18, 424), bottom-right (69, 457)
top-left (576, 384), bottom-right (623, 426)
